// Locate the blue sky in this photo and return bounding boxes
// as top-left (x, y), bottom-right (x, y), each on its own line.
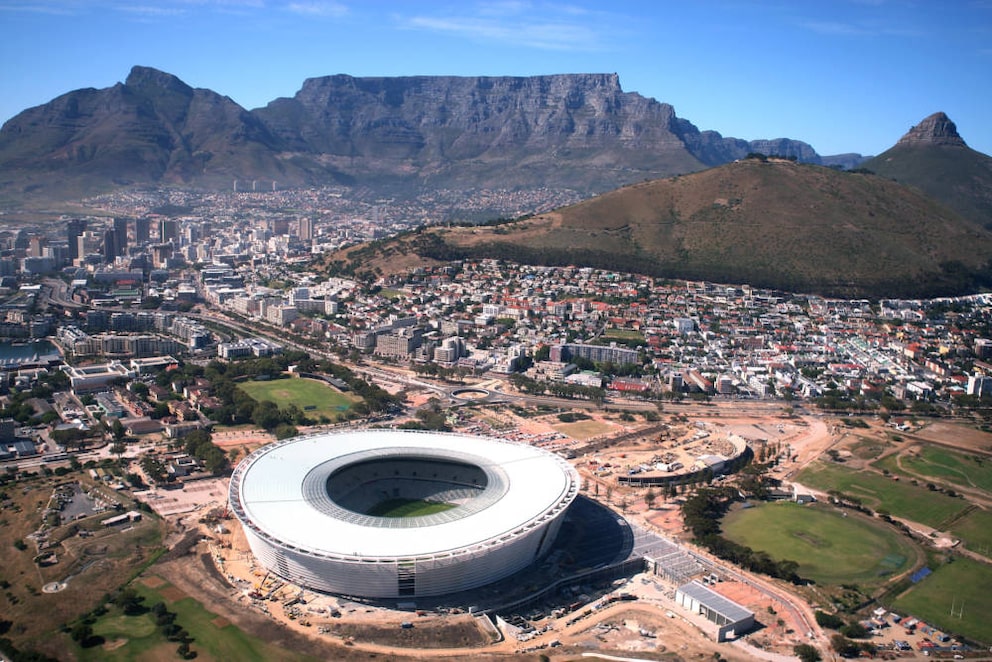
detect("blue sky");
top-left (1, 0), bottom-right (989, 157)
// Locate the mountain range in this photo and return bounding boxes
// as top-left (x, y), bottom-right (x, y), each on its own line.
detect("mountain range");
top-left (322, 117), bottom-right (992, 298)
top-left (4, 66), bottom-right (992, 297)
top-left (0, 66), bottom-right (864, 205)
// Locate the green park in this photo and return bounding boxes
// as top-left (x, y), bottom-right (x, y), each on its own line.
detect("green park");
top-left (721, 501), bottom-right (917, 587)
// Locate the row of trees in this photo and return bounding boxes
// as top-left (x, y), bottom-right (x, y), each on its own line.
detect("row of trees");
top-left (508, 373), bottom-right (606, 404)
top-left (680, 487), bottom-right (804, 584)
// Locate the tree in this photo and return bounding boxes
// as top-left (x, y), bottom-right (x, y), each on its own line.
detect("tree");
top-left (70, 623), bottom-right (93, 645)
top-left (110, 418), bottom-right (126, 442)
top-left (793, 644), bottom-right (821, 662)
top-left (841, 622), bottom-right (870, 639)
top-left (814, 610), bottom-right (845, 629)
top-left (830, 634), bottom-right (860, 658)
top-left (251, 400), bottom-right (282, 430)
top-left (644, 488), bottom-right (657, 510)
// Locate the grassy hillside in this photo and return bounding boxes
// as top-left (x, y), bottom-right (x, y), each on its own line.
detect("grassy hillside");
top-left (863, 143), bottom-right (992, 230)
top-left (321, 158), bottom-right (992, 297)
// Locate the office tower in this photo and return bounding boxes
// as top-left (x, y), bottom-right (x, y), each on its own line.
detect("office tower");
top-left (135, 217), bottom-right (150, 244)
top-left (298, 217), bottom-right (313, 242)
top-left (159, 219), bottom-right (178, 243)
top-left (103, 230), bottom-right (118, 263)
top-left (114, 217), bottom-right (128, 254)
top-left (67, 219), bottom-right (87, 262)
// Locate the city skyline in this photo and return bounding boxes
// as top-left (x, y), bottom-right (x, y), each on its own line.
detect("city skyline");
top-left (1, 0), bottom-right (990, 158)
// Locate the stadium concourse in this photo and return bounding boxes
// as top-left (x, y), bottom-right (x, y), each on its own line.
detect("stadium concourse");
top-left (228, 429), bottom-right (580, 598)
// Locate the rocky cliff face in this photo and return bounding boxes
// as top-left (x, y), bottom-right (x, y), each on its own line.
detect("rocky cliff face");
top-left (896, 111), bottom-right (966, 147)
top-left (0, 66), bottom-right (837, 202)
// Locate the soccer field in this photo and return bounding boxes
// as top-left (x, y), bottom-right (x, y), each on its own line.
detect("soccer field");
top-left (238, 377), bottom-right (360, 420)
top-left (722, 501), bottom-right (918, 587)
top-left (890, 556), bottom-right (992, 645)
top-left (366, 498), bottom-right (457, 517)
top-left (796, 461), bottom-right (969, 529)
top-left (875, 445), bottom-right (992, 493)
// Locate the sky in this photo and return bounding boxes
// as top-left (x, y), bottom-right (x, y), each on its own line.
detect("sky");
top-left (1, 0), bottom-right (990, 157)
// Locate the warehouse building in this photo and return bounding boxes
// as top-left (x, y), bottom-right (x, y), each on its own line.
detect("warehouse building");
top-left (675, 580), bottom-right (754, 642)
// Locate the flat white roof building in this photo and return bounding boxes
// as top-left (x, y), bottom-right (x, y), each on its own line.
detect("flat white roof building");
top-left (64, 361), bottom-right (135, 393)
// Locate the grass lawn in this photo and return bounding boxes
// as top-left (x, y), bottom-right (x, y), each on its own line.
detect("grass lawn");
top-left (875, 445), bottom-right (992, 493)
top-left (379, 287), bottom-right (405, 299)
top-left (553, 419), bottom-right (615, 441)
top-left (949, 508), bottom-right (992, 558)
top-left (848, 437), bottom-right (889, 460)
top-left (366, 498), bottom-right (458, 517)
top-left (797, 461), bottom-right (969, 529)
top-left (722, 502), bottom-right (917, 587)
top-left (602, 328), bottom-right (645, 342)
top-left (78, 578), bottom-right (318, 661)
top-left (238, 376), bottom-right (360, 420)
top-left (890, 556), bottom-right (992, 645)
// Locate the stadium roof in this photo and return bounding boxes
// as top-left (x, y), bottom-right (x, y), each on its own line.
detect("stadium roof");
top-left (233, 429), bottom-right (577, 560)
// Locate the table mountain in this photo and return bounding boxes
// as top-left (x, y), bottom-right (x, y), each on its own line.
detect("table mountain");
top-left (0, 66), bottom-right (850, 204)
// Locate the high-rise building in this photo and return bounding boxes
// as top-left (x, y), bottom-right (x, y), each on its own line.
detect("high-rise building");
top-left (159, 219), bottom-right (178, 243)
top-left (28, 236), bottom-right (46, 257)
top-left (67, 218), bottom-right (87, 262)
top-left (298, 217), bottom-right (313, 242)
top-left (103, 230), bottom-right (118, 263)
top-left (113, 217), bottom-right (128, 254)
top-left (183, 224), bottom-right (199, 246)
top-left (135, 217), bottom-right (151, 244)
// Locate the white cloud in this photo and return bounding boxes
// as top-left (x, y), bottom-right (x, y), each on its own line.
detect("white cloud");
top-left (285, 1), bottom-right (347, 18)
top-left (398, 2), bottom-right (618, 51)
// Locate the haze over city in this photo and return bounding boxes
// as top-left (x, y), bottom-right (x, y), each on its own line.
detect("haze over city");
top-left (2, 0), bottom-right (990, 157)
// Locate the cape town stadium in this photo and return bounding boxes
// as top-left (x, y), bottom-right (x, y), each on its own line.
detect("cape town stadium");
top-left (228, 429), bottom-right (580, 598)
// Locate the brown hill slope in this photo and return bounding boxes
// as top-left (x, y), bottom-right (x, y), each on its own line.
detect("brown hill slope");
top-left (324, 158), bottom-right (992, 297)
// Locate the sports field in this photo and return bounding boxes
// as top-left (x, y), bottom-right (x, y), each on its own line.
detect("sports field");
top-left (796, 461), bottom-right (969, 529)
top-left (552, 419), bottom-right (614, 440)
top-left (721, 501), bottom-right (917, 586)
top-left (949, 508), bottom-right (992, 558)
top-left (238, 377), bottom-right (360, 420)
top-left (874, 446), bottom-right (992, 493)
top-left (602, 328), bottom-right (645, 342)
top-left (890, 556), bottom-right (992, 645)
top-left (366, 498), bottom-right (457, 517)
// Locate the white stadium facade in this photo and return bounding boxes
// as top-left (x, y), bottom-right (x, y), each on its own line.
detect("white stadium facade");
top-left (229, 429), bottom-right (580, 598)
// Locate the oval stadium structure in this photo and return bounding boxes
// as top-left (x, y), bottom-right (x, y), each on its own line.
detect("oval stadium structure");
top-left (229, 429), bottom-right (580, 598)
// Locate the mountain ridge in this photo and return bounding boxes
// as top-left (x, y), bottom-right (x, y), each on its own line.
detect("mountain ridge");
top-left (0, 66), bottom-right (864, 205)
top-left (322, 156), bottom-right (992, 298)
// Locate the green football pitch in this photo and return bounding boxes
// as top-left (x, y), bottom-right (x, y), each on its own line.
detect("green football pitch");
top-left (365, 498), bottom-right (457, 517)
top-left (237, 376), bottom-right (360, 419)
top-left (890, 555), bottom-right (992, 645)
top-left (722, 501), bottom-right (918, 586)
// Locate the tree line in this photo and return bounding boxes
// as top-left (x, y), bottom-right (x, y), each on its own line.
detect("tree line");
top-left (680, 487), bottom-right (804, 583)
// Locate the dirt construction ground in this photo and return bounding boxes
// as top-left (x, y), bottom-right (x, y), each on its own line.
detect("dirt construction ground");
top-left (149, 410), bottom-right (843, 661)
